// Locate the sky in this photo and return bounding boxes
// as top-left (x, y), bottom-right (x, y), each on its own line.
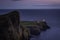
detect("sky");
top-left (0, 0), bottom-right (60, 9)
top-left (0, 9), bottom-right (60, 27)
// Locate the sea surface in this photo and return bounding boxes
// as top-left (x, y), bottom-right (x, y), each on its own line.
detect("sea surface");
top-left (0, 9), bottom-right (60, 40)
top-left (20, 9), bottom-right (60, 40)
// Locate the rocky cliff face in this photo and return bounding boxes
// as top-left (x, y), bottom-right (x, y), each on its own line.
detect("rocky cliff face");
top-left (21, 21), bottom-right (50, 36)
top-left (0, 11), bottom-right (20, 40)
top-left (0, 10), bottom-right (50, 40)
top-left (36, 21), bottom-right (50, 31)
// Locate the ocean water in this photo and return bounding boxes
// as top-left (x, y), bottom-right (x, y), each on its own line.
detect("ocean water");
top-left (20, 9), bottom-right (60, 27)
top-left (0, 9), bottom-right (60, 40)
top-left (20, 9), bottom-right (60, 40)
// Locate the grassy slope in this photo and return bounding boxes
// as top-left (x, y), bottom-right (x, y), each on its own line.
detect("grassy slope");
top-left (20, 21), bottom-right (37, 26)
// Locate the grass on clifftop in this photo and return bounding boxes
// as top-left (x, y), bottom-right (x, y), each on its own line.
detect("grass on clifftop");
top-left (20, 21), bottom-right (37, 26)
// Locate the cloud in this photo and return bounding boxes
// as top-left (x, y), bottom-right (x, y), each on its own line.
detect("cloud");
top-left (0, 0), bottom-right (60, 9)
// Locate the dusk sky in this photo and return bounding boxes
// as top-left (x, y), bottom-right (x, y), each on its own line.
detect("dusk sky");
top-left (0, 0), bottom-right (60, 9)
top-left (0, 0), bottom-right (60, 39)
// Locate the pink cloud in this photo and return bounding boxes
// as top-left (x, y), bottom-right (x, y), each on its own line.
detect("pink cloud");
top-left (32, 0), bottom-right (60, 4)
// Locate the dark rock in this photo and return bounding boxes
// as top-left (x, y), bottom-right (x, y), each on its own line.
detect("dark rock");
top-left (0, 11), bottom-right (20, 40)
top-left (30, 29), bottom-right (40, 35)
top-left (36, 21), bottom-right (50, 31)
top-left (27, 26), bottom-right (40, 36)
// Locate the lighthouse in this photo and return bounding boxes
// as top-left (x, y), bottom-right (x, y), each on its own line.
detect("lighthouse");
top-left (42, 19), bottom-right (46, 22)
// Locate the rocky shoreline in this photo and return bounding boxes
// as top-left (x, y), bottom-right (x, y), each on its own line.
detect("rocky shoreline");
top-left (20, 21), bottom-right (50, 40)
top-left (0, 11), bottom-right (50, 40)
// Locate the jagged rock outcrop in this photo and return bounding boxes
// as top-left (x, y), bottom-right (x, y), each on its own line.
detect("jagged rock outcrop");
top-left (36, 21), bottom-right (50, 31)
top-left (21, 21), bottom-right (50, 36)
top-left (0, 11), bottom-right (20, 40)
top-left (0, 10), bottom-right (50, 40)
top-left (0, 11), bottom-right (31, 40)
top-left (20, 25), bottom-right (31, 40)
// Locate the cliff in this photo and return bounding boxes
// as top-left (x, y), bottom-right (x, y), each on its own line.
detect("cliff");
top-left (20, 21), bottom-right (50, 36)
top-left (0, 11), bottom-right (20, 40)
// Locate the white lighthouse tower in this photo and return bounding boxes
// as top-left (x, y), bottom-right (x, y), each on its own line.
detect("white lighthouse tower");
top-left (42, 19), bottom-right (46, 22)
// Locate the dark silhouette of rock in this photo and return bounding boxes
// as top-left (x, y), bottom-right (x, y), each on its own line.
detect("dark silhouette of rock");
top-left (20, 25), bottom-right (31, 40)
top-left (30, 28), bottom-right (40, 35)
top-left (24, 20), bottom-right (50, 36)
top-left (20, 20), bottom-right (50, 39)
top-left (26, 26), bottom-right (41, 36)
top-left (36, 21), bottom-right (50, 31)
top-left (0, 11), bottom-right (20, 40)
